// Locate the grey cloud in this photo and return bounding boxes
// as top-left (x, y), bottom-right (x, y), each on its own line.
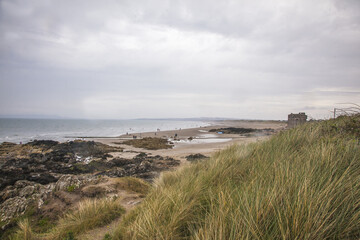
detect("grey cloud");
top-left (0, 0), bottom-right (359, 119)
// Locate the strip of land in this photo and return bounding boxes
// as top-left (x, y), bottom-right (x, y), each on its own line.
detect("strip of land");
top-left (94, 120), bottom-right (287, 163)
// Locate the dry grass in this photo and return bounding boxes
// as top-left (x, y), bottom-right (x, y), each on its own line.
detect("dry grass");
top-left (113, 114), bottom-right (360, 239)
top-left (10, 198), bottom-right (125, 240)
top-left (10, 219), bottom-right (34, 240)
top-left (46, 198), bottom-right (125, 240)
top-left (111, 177), bottom-right (151, 195)
top-left (8, 177), bottom-right (148, 240)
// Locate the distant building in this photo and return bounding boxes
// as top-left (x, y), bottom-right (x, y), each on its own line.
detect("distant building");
top-left (288, 112), bottom-right (307, 128)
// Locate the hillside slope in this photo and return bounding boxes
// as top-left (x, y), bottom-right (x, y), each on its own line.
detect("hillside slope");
top-left (114, 115), bottom-right (360, 239)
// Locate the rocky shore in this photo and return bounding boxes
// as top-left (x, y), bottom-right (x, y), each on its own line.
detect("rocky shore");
top-left (0, 120), bottom-right (286, 238)
top-left (0, 140), bottom-right (179, 235)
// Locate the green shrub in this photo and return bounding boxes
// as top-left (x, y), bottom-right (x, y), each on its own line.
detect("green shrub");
top-left (122, 137), bottom-right (173, 150)
top-left (66, 185), bottom-right (77, 192)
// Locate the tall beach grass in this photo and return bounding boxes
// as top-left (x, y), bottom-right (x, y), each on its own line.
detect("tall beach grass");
top-left (114, 115), bottom-right (360, 239)
top-left (11, 198), bottom-right (125, 240)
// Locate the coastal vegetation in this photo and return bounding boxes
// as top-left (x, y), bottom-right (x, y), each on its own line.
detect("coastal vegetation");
top-left (185, 153), bottom-right (209, 162)
top-left (112, 114), bottom-right (360, 239)
top-left (209, 127), bottom-right (274, 135)
top-left (111, 177), bottom-right (150, 195)
top-left (8, 177), bottom-right (150, 240)
top-left (0, 140), bottom-right (179, 238)
top-left (11, 198), bottom-right (125, 240)
top-left (5, 114), bottom-right (360, 239)
top-left (122, 137), bottom-right (173, 150)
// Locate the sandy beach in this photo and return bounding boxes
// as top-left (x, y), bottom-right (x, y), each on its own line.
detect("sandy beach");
top-left (94, 120), bottom-right (287, 163)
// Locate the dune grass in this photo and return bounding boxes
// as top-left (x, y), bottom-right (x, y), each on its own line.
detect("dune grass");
top-left (113, 115), bottom-right (360, 239)
top-left (11, 198), bottom-right (125, 240)
top-left (8, 177), bottom-right (148, 240)
top-left (10, 219), bottom-right (34, 240)
top-left (111, 177), bottom-right (151, 195)
top-left (47, 198), bottom-right (125, 240)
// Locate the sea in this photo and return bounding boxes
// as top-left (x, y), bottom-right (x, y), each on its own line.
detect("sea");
top-left (0, 119), bottom-right (211, 144)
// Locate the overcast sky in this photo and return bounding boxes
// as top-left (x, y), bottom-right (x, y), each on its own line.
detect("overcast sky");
top-left (0, 0), bottom-right (359, 120)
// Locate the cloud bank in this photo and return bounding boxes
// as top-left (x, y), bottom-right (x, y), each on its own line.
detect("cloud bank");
top-left (0, 0), bottom-right (359, 119)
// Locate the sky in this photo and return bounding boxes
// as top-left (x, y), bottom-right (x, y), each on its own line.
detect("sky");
top-left (0, 0), bottom-right (359, 120)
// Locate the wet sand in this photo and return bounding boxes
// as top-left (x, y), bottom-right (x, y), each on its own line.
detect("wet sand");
top-left (94, 120), bottom-right (287, 164)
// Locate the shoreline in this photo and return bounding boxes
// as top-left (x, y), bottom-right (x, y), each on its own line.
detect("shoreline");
top-left (0, 119), bottom-right (213, 144)
top-left (0, 119), bottom-right (286, 236)
top-left (64, 121), bottom-right (217, 140)
top-left (0, 119), bottom-right (287, 164)
top-left (93, 120), bottom-right (287, 163)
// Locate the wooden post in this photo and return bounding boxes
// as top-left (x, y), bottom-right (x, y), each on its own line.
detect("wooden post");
top-left (334, 108), bottom-right (336, 118)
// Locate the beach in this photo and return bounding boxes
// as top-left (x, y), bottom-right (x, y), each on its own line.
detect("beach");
top-left (0, 119), bottom-right (286, 237)
top-left (94, 120), bottom-right (287, 163)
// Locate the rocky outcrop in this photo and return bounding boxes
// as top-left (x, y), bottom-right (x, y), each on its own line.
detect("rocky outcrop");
top-left (0, 180), bottom-right (54, 226)
top-left (0, 140), bottom-right (122, 190)
top-left (209, 127), bottom-right (275, 135)
top-left (100, 153), bottom-right (180, 180)
top-left (186, 153), bottom-right (208, 162)
top-left (0, 140), bottom-right (179, 234)
top-left (0, 175), bottom-right (100, 231)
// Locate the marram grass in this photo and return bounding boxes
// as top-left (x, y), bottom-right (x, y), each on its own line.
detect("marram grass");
top-left (46, 198), bottom-right (125, 240)
top-left (8, 177), bottom-right (150, 240)
top-left (11, 198), bottom-right (125, 240)
top-left (113, 115), bottom-right (360, 239)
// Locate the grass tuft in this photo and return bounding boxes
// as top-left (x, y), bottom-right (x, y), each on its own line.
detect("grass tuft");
top-left (111, 177), bottom-right (151, 195)
top-left (46, 198), bottom-right (125, 240)
top-left (10, 219), bottom-right (36, 240)
top-left (10, 198), bottom-right (125, 240)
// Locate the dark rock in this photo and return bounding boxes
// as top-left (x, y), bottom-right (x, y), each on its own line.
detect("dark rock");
top-left (134, 152), bottom-right (147, 159)
top-left (26, 173), bottom-right (57, 185)
top-left (97, 167), bottom-right (126, 178)
top-left (110, 157), bottom-right (133, 167)
top-left (186, 154), bottom-right (208, 162)
top-left (26, 140), bottom-right (59, 147)
top-left (29, 153), bottom-right (46, 163)
top-left (209, 127), bottom-right (257, 134)
top-left (209, 127), bottom-right (275, 135)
